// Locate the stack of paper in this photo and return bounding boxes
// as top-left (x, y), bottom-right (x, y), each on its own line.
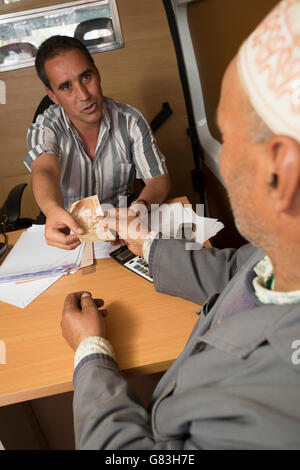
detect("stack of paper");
top-left (0, 225), bottom-right (84, 282)
top-left (0, 225), bottom-right (85, 308)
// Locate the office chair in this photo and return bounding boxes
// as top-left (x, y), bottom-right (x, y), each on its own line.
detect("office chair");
top-left (0, 183), bottom-right (34, 233)
top-left (0, 95), bottom-right (56, 232)
top-left (0, 232), bottom-right (7, 260)
top-left (33, 95), bottom-right (54, 123)
top-left (74, 18), bottom-right (114, 47)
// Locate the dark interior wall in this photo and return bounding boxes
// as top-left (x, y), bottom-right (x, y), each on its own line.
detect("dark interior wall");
top-left (187, 0), bottom-right (279, 248)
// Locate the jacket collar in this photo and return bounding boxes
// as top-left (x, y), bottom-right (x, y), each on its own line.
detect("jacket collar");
top-left (198, 302), bottom-right (300, 370)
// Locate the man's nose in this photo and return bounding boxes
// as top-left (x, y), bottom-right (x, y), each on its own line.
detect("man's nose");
top-left (76, 82), bottom-right (90, 101)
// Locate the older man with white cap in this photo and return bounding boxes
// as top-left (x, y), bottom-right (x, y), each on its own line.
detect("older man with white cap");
top-left (61, 0), bottom-right (300, 449)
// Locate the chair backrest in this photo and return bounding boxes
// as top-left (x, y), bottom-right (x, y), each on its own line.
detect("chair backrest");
top-left (0, 183), bottom-right (34, 232)
top-left (33, 95), bottom-right (54, 123)
top-left (74, 18), bottom-right (114, 47)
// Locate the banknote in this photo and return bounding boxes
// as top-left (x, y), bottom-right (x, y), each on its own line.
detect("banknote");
top-left (69, 195), bottom-right (115, 242)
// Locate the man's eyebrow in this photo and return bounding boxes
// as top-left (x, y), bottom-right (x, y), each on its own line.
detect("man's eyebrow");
top-left (79, 68), bottom-right (93, 78)
top-left (57, 69), bottom-right (93, 90)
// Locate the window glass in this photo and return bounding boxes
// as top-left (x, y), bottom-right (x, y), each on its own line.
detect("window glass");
top-left (0, 0), bottom-right (123, 71)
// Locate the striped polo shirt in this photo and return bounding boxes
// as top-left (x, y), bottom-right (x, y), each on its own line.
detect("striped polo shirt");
top-left (24, 97), bottom-right (168, 209)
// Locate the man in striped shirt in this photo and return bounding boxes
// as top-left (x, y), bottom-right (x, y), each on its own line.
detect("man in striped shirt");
top-left (24, 36), bottom-right (170, 250)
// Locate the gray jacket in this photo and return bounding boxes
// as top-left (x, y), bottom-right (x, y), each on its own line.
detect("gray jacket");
top-left (73, 241), bottom-right (300, 449)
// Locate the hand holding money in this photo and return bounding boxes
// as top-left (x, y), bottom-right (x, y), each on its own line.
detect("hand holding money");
top-left (44, 205), bottom-right (84, 250)
top-left (69, 195), bottom-right (115, 242)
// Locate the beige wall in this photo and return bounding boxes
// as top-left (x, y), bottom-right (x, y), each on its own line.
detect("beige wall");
top-left (0, 0), bottom-right (198, 220)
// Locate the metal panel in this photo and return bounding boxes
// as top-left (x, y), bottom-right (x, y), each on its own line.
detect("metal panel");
top-left (170, 0), bottom-right (222, 183)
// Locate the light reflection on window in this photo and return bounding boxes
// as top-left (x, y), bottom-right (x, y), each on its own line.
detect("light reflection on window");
top-left (0, 0), bottom-right (123, 71)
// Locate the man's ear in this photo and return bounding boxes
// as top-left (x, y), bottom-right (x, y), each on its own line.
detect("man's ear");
top-left (267, 135), bottom-right (300, 212)
top-left (45, 86), bottom-right (58, 104)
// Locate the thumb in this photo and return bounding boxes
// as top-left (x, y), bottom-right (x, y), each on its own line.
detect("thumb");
top-left (97, 213), bottom-right (115, 231)
top-left (66, 212), bottom-right (85, 235)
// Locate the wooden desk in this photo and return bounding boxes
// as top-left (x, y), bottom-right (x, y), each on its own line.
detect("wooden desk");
top-left (0, 199), bottom-right (204, 406)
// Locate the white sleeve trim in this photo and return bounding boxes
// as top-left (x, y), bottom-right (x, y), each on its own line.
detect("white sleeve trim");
top-left (74, 336), bottom-right (116, 369)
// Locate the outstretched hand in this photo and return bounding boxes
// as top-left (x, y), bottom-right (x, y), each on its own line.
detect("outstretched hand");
top-left (45, 206), bottom-right (85, 250)
top-left (97, 207), bottom-right (149, 257)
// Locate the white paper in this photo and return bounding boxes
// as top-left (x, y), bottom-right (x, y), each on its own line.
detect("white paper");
top-left (0, 225), bottom-right (84, 282)
top-left (142, 202), bottom-right (224, 243)
top-left (93, 240), bottom-right (121, 259)
top-left (0, 273), bottom-right (63, 309)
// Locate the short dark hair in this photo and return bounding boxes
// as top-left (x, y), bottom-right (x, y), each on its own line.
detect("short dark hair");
top-left (35, 35), bottom-right (95, 90)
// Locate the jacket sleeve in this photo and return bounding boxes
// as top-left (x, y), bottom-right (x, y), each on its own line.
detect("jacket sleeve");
top-left (73, 350), bottom-right (300, 450)
top-left (73, 355), bottom-right (193, 450)
top-left (149, 239), bottom-right (253, 305)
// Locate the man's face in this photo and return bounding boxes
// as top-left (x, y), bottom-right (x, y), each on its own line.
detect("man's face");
top-left (217, 59), bottom-right (268, 245)
top-left (44, 48), bottom-right (103, 129)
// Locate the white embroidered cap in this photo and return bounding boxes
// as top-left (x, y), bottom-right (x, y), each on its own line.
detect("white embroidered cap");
top-left (237, 0), bottom-right (300, 142)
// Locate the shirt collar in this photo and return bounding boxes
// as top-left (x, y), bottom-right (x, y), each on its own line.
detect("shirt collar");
top-left (253, 256), bottom-right (300, 305)
top-left (193, 248), bottom-right (300, 367)
top-left (101, 98), bottom-right (111, 130)
top-left (60, 105), bottom-right (73, 132)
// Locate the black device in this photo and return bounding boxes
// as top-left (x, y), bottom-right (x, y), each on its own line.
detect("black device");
top-left (0, 232), bottom-right (8, 260)
top-left (110, 245), bottom-right (153, 283)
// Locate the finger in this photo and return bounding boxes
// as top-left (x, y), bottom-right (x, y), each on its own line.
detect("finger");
top-left (63, 291), bottom-right (90, 312)
top-left (47, 238), bottom-right (82, 251)
top-left (128, 207), bottom-right (139, 216)
top-left (98, 308), bottom-right (108, 318)
top-left (64, 213), bottom-right (85, 235)
top-left (46, 229), bottom-right (80, 245)
top-left (110, 239), bottom-right (121, 246)
top-left (94, 298), bottom-right (105, 309)
top-left (80, 292), bottom-right (98, 310)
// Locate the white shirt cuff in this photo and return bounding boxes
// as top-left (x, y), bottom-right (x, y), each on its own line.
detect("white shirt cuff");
top-left (142, 231), bottom-right (158, 263)
top-left (74, 336), bottom-right (116, 369)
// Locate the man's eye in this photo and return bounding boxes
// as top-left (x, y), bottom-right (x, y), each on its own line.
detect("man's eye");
top-left (82, 72), bottom-right (91, 80)
top-left (62, 83), bottom-right (71, 92)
